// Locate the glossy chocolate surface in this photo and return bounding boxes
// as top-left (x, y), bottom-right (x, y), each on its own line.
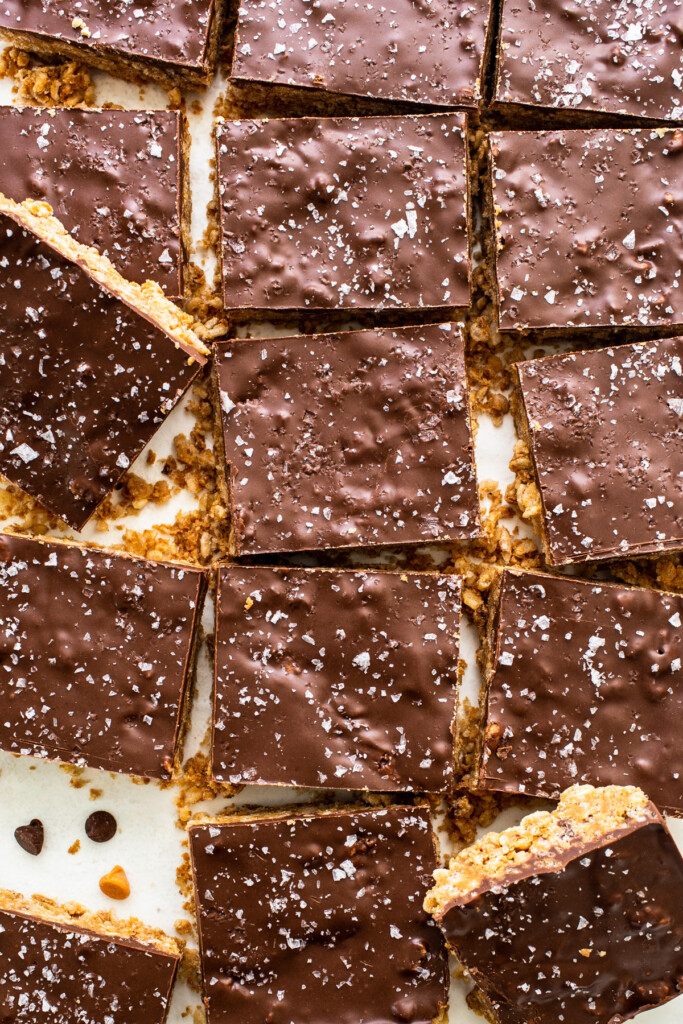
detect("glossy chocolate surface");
top-left (213, 566), bottom-right (461, 791)
top-left (492, 129), bottom-right (683, 330)
top-left (215, 324), bottom-right (479, 554)
top-left (232, 0), bottom-right (491, 108)
top-left (495, 0), bottom-right (683, 122)
top-left (439, 820), bottom-right (683, 1023)
top-left (217, 114), bottom-right (470, 311)
top-left (0, 214), bottom-right (202, 529)
top-left (0, 0), bottom-right (216, 70)
top-left (0, 533), bottom-right (204, 778)
top-left (0, 907), bottom-right (179, 1024)
top-left (0, 107), bottom-right (183, 293)
top-left (479, 569), bottom-right (683, 816)
top-left (189, 805), bottom-right (448, 1024)
top-left (517, 336), bottom-right (683, 563)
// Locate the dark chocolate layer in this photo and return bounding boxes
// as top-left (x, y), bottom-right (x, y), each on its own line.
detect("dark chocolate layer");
top-left (479, 569), bottom-right (683, 816)
top-left (0, 907), bottom-right (179, 1024)
top-left (189, 805), bottom-right (448, 1024)
top-left (0, 533), bottom-right (205, 778)
top-left (517, 336), bottom-right (683, 563)
top-left (0, 213), bottom-right (202, 529)
top-left (0, 107), bottom-right (183, 293)
top-left (232, 0), bottom-right (491, 108)
top-left (213, 566), bottom-right (461, 791)
top-left (440, 821), bottom-right (683, 1023)
top-left (214, 324), bottom-right (479, 554)
top-left (495, 0), bottom-right (683, 122)
top-left (217, 114), bottom-right (470, 311)
top-left (492, 129), bottom-right (683, 330)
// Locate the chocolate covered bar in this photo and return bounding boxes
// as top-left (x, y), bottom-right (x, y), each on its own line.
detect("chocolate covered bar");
top-left (0, 889), bottom-right (180, 1024)
top-left (514, 336), bottom-right (683, 564)
top-left (490, 128), bottom-right (683, 333)
top-left (0, 198), bottom-right (206, 529)
top-left (213, 566), bottom-right (461, 792)
top-left (0, 0), bottom-right (227, 88)
top-left (216, 114), bottom-right (470, 315)
top-left (493, 0), bottom-right (683, 125)
top-left (213, 323), bottom-right (479, 554)
top-left (426, 785), bottom-right (683, 1024)
top-left (0, 532), bottom-right (205, 779)
top-left (478, 568), bottom-right (683, 816)
top-left (231, 0), bottom-right (493, 111)
top-left (189, 804), bottom-right (448, 1024)
top-left (0, 107), bottom-right (187, 295)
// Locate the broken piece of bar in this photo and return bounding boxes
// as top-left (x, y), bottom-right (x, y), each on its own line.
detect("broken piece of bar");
top-left (230, 0), bottom-right (493, 111)
top-left (492, 0), bottom-right (683, 125)
top-left (216, 114), bottom-right (470, 315)
top-left (0, 196), bottom-right (207, 529)
top-left (0, 0), bottom-right (228, 89)
top-left (490, 128), bottom-right (683, 334)
top-left (213, 566), bottom-right (461, 791)
top-left (425, 784), bottom-right (683, 1024)
top-left (189, 804), bottom-right (448, 1024)
top-left (478, 568), bottom-right (683, 816)
top-left (0, 532), bottom-right (205, 779)
top-left (214, 323), bottom-right (479, 554)
top-left (513, 336), bottom-right (683, 564)
top-left (0, 107), bottom-right (187, 295)
top-left (0, 888), bottom-right (180, 1023)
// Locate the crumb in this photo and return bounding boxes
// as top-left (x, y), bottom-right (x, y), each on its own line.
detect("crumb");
top-left (174, 750), bottom-right (241, 829)
top-left (68, 839), bottom-right (81, 855)
top-left (0, 46), bottom-right (95, 107)
top-left (178, 947), bottom-right (203, 993)
top-left (89, 788), bottom-right (103, 801)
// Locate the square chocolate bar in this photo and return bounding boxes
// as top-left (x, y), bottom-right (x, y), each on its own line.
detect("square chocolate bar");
top-left (514, 336), bottom-right (683, 564)
top-left (490, 129), bottom-right (683, 333)
top-left (217, 114), bottom-right (470, 314)
top-left (478, 568), bottom-right (683, 816)
top-left (213, 323), bottom-right (479, 554)
top-left (213, 566), bottom-right (461, 792)
top-left (189, 804), bottom-right (448, 1024)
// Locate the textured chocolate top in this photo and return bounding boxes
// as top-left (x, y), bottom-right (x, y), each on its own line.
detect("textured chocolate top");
top-left (495, 0), bottom-right (683, 122)
top-left (479, 569), bottom-right (683, 816)
top-left (517, 336), bottom-right (683, 563)
top-left (0, 907), bottom-right (179, 1024)
top-left (439, 820), bottom-right (683, 1023)
top-left (492, 129), bottom-right (683, 330)
top-left (217, 115), bottom-right (470, 311)
top-left (232, 0), bottom-right (491, 108)
top-left (0, 214), bottom-right (202, 529)
top-left (189, 805), bottom-right (448, 1024)
top-left (213, 566), bottom-right (461, 791)
top-left (0, 107), bottom-right (183, 293)
top-left (0, 533), bottom-right (204, 778)
top-left (0, 0), bottom-right (216, 70)
top-left (215, 324), bottom-right (479, 554)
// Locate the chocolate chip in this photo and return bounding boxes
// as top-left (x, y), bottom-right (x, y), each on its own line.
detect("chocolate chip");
top-left (14, 819), bottom-right (44, 856)
top-left (85, 810), bottom-right (117, 843)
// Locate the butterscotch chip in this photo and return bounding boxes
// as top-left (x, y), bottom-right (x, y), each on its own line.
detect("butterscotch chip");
top-left (99, 866), bottom-right (130, 901)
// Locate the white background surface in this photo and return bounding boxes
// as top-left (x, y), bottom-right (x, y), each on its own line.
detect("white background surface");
top-left (0, 62), bottom-right (681, 1024)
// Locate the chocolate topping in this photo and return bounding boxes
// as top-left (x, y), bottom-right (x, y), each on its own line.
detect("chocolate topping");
top-left (0, 0), bottom-right (217, 71)
top-left (516, 336), bottom-right (683, 563)
top-left (0, 533), bottom-right (205, 779)
top-left (0, 907), bottom-right (179, 1024)
top-left (0, 107), bottom-right (183, 293)
top-left (85, 811), bottom-right (118, 844)
top-left (189, 805), bottom-right (448, 1024)
top-left (13, 819), bottom-right (44, 857)
top-left (495, 0), bottom-right (683, 122)
top-left (439, 822), bottom-right (683, 1024)
top-left (217, 114), bottom-right (470, 311)
top-left (213, 566), bottom-right (461, 791)
top-left (232, 0), bottom-right (491, 108)
top-left (491, 129), bottom-right (683, 330)
top-left (479, 569), bottom-right (683, 816)
top-left (0, 213), bottom-right (201, 529)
